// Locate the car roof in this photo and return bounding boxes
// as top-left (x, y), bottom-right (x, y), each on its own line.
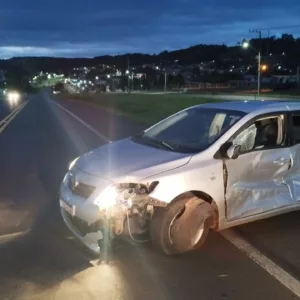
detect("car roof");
top-left (198, 100), bottom-right (300, 113)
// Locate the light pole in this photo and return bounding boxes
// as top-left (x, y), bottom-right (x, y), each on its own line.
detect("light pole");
top-left (242, 40), bottom-right (261, 96)
top-left (125, 70), bottom-right (130, 92)
top-left (107, 75), bottom-right (111, 92)
top-left (164, 72), bottom-right (167, 93)
top-left (131, 73), bottom-right (134, 91)
top-left (258, 51), bottom-right (261, 96)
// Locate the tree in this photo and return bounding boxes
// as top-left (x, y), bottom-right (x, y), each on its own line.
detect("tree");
top-left (175, 74), bottom-right (185, 87)
top-left (281, 34), bottom-right (294, 41)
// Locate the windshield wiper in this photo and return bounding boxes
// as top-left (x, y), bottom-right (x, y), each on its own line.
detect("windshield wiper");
top-left (132, 135), bottom-right (176, 151)
top-left (159, 140), bottom-right (176, 151)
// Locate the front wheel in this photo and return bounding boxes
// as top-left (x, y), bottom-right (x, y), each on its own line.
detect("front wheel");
top-left (150, 196), bottom-right (216, 255)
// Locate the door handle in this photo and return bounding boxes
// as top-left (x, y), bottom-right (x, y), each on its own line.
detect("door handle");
top-left (273, 158), bottom-right (291, 166)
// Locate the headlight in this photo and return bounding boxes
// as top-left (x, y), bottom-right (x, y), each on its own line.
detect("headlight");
top-left (93, 185), bottom-right (118, 210)
top-left (93, 181), bottom-right (159, 211)
top-left (8, 92), bottom-right (20, 103)
top-left (69, 157), bottom-right (79, 170)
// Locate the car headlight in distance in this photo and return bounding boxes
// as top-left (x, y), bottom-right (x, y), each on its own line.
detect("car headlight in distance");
top-left (8, 92), bottom-right (20, 103)
top-left (7, 92), bottom-right (21, 103)
top-left (93, 185), bottom-right (118, 210)
top-left (69, 156), bottom-right (79, 170)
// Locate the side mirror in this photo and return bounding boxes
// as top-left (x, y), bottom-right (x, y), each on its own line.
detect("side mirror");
top-left (226, 144), bottom-right (241, 159)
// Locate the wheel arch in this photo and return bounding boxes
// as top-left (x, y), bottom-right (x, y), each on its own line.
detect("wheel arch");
top-left (169, 190), bottom-right (219, 229)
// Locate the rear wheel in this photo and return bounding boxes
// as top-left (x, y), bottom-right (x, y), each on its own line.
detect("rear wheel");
top-left (150, 196), bottom-right (215, 255)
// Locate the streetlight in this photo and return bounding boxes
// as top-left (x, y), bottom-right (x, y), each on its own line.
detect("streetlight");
top-left (125, 70), bottom-right (130, 92)
top-left (242, 41), bottom-right (249, 49)
top-left (241, 39), bottom-right (261, 96)
top-left (106, 75), bottom-right (111, 92)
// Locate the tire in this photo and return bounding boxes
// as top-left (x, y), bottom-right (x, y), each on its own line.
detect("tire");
top-left (150, 196), bottom-right (215, 255)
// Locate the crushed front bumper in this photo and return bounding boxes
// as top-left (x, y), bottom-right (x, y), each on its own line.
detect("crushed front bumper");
top-left (60, 208), bottom-right (103, 254)
top-left (59, 169), bottom-right (112, 255)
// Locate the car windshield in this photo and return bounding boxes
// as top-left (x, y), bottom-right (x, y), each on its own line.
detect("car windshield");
top-left (134, 107), bottom-right (245, 153)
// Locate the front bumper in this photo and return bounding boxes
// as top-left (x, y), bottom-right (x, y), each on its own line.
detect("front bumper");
top-left (59, 169), bottom-right (112, 254)
top-left (60, 208), bottom-right (103, 254)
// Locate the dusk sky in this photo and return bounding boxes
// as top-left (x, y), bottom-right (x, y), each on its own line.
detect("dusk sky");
top-left (0, 0), bottom-right (299, 58)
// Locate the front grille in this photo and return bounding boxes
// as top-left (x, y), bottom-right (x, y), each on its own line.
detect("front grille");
top-left (68, 175), bottom-right (96, 199)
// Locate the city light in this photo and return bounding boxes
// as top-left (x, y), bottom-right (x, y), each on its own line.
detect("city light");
top-left (261, 65), bottom-right (268, 71)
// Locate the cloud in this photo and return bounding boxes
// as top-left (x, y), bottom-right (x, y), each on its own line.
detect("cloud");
top-left (0, 0), bottom-right (299, 57)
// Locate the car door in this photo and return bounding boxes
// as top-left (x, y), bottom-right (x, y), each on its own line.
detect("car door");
top-left (285, 112), bottom-right (300, 201)
top-left (224, 113), bottom-right (295, 222)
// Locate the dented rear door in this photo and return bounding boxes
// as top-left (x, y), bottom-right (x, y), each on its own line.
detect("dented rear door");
top-left (225, 148), bottom-right (293, 221)
top-left (285, 112), bottom-right (300, 201)
top-left (225, 113), bottom-right (295, 221)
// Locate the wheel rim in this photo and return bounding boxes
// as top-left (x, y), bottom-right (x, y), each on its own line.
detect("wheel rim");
top-left (168, 208), bottom-right (205, 247)
top-left (191, 223), bottom-right (204, 246)
top-left (168, 210), bottom-right (182, 245)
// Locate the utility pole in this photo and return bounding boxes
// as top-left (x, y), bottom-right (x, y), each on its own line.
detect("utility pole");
top-left (164, 72), bottom-right (167, 93)
top-left (127, 56), bottom-right (130, 93)
top-left (249, 29), bottom-right (262, 96)
top-left (297, 64), bottom-right (300, 85)
top-left (131, 73), bottom-right (134, 91)
top-left (267, 30), bottom-right (270, 56)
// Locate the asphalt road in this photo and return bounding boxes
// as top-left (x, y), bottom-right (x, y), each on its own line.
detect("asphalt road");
top-left (0, 92), bottom-right (299, 300)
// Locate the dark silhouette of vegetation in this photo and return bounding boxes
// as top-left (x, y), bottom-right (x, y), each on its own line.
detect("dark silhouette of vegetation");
top-left (0, 33), bottom-right (298, 73)
top-left (0, 33), bottom-right (299, 91)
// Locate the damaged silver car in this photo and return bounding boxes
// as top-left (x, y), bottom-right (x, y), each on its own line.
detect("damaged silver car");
top-left (59, 100), bottom-right (300, 255)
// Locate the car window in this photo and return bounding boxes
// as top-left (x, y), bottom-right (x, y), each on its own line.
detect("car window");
top-left (292, 115), bottom-right (300, 144)
top-left (140, 107), bottom-right (245, 153)
top-left (232, 115), bottom-right (284, 153)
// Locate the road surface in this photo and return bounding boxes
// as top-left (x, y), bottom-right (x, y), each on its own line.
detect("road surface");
top-left (0, 92), bottom-right (299, 300)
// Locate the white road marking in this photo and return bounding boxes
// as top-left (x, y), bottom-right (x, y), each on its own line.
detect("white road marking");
top-left (221, 229), bottom-right (300, 298)
top-left (0, 101), bottom-right (28, 134)
top-left (0, 102), bottom-right (29, 246)
top-left (49, 96), bottom-right (300, 297)
top-left (0, 231), bottom-right (28, 245)
top-left (49, 100), bottom-right (110, 143)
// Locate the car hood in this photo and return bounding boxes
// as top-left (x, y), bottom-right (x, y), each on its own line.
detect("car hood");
top-left (76, 138), bottom-right (192, 181)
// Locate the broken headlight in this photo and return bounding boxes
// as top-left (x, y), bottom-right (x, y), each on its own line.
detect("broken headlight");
top-left (93, 182), bottom-right (159, 211)
top-left (93, 185), bottom-right (119, 210)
